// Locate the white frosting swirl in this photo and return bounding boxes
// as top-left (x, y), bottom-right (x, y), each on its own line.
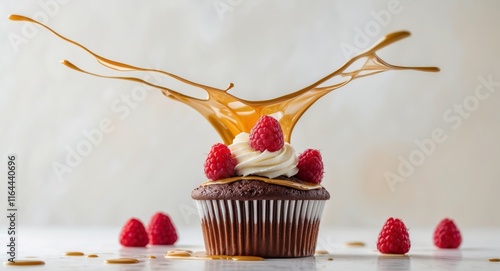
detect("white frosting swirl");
top-left (228, 133), bottom-right (299, 178)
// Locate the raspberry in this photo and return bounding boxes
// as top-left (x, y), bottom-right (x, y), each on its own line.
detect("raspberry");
top-left (249, 115), bottom-right (284, 152)
top-left (147, 212), bottom-right (178, 245)
top-left (204, 143), bottom-right (236, 180)
top-left (376, 217), bottom-right (411, 254)
top-left (295, 149), bottom-right (324, 184)
top-left (119, 218), bottom-right (149, 247)
top-left (433, 218), bottom-right (462, 248)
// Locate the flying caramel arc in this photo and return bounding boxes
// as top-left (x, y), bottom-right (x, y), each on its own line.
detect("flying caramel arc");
top-left (9, 14), bottom-right (439, 144)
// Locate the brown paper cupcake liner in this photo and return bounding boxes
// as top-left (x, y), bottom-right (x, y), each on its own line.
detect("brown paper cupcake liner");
top-left (194, 199), bottom-right (326, 258)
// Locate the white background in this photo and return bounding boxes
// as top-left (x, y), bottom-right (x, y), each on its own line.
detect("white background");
top-left (1, 0), bottom-right (499, 231)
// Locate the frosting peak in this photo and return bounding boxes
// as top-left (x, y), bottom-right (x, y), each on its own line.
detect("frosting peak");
top-left (228, 133), bottom-right (299, 178)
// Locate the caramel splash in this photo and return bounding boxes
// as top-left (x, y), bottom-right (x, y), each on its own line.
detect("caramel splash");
top-left (9, 14), bottom-right (439, 144)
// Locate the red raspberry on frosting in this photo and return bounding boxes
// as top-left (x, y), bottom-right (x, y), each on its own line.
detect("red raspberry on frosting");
top-left (433, 218), bottom-right (462, 249)
top-left (249, 115), bottom-right (284, 152)
top-left (376, 217), bottom-right (411, 254)
top-left (295, 149), bottom-right (324, 184)
top-left (204, 143), bottom-right (237, 180)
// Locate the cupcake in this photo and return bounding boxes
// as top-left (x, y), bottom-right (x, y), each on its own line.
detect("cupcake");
top-left (192, 116), bottom-right (330, 258)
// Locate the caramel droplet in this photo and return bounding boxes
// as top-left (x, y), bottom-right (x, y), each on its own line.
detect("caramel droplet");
top-left (327, 257), bottom-right (334, 261)
top-left (105, 258), bottom-right (139, 264)
top-left (167, 249), bottom-right (193, 254)
top-left (344, 241), bottom-right (366, 247)
top-left (205, 255), bottom-right (232, 260)
top-left (315, 250), bottom-right (329, 255)
top-left (86, 254), bottom-right (98, 258)
top-left (164, 251), bottom-right (264, 261)
top-left (148, 255), bottom-right (156, 259)
top-left (231, 256), bottom-right (264, 261)
top-left (4, 260), bottom-right (45, 266)
top-left (65, 251), bottom-right (85, 256)
top-left (166, 252), bottom-right (191, 257)
top-left (489, 258), bottom-right (500, 262)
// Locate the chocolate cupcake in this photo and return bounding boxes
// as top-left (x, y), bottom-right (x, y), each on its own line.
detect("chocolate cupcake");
top-left (192, 116), bottom-right (330, 258)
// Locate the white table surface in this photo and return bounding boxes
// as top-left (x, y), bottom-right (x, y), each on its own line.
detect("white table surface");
top-left (3, 226), bottom-right (500, 270)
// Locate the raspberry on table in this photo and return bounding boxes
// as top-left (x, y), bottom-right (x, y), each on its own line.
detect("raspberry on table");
top-left (376, 217), bottom-right (411, 254)
top-left (249, 115), bottom-right (284, 152)
top-left (147, 212), bottom-right (178, 245)
top-left (119, 218), bottom-right (149, 247)
top-left (295, 149), bottom-right (324, 184)
top-left (204, 143), bottom-right (236, 180)
top-left (433, 218), bottom-right (462, 249)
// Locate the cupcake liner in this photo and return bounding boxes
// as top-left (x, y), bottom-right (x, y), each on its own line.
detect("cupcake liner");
top-left (194, 199), bottom-right (326, 257)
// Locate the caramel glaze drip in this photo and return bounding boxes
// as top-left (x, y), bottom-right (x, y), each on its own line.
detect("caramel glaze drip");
top-left (201, 176), bottom-right (323, 190)
top-left (9, 14), bottom-right (439, 145)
